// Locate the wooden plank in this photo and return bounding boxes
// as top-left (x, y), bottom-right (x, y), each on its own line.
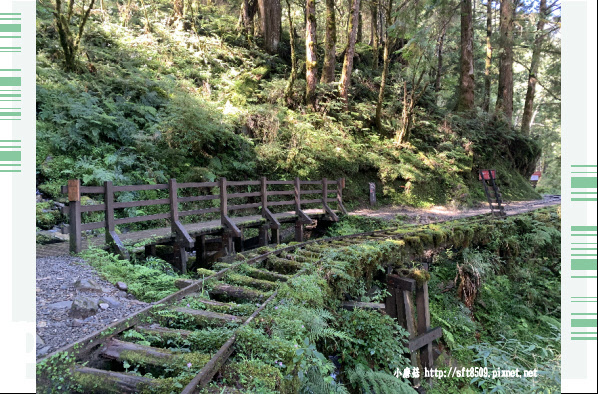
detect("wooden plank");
top-left (403, 290), bottom-right (417, 338)
top-left (178, 195), bottom-right (219, 203)
top-left (387, 275), bottom-right (416, 292)
top-left (113, 198), bottom-right (170, 209)
top-left (220, 177), bottom-right (228, 218)
top-left (172, 307), bottom-right (243, 323)
top-left (136, 325), bottom-right (193, 338)
top-left (222, 215), bottom-right (242, 237)
top-left (73, 367), bottom-right (159, 393)
top-left (300, 180), bottom-right (321, 185)
top-left (114, 212), bottom-right (171, 225)
top-left (177, 181), bottom-right (218, 188)
top-left (341, 301), bottom-right (385, 311)
top-left (296, 209), bottom-right (314, 224)
top-left (266, 180), bottom-right (294, 185)
top-left (105, 181), bottom-right (115, 243)
top-left (101, 338), bottom-right (176, 363)
top-left (228, 202), bottom-right (262, 211)
top-left (228, 191), bottom-right (261, 199)
top-left (113, 183), bottom-right (168, 192)
top-left (227, 180), bottom-right (261, 186)
top-left (68, 179), bottom-right (80, 202)
top-left (408, 327), bottom-right (443, 352)
top-left (78, 186), bottom-right (105, 194)
top-left (263, 207), bottom-right (281, 229)
top-left (179, 207), bottom-right (221, 217)
top-left (267, 200), bottom-right (295, 206)
top-left (267, 190), bottom-right (294, 196)
top-left (173, 220), bottom-right (194, 248)
top-left (79, 204), bottom-right (106, 213)
top-left (107, 230), bottom-right (130, 260)
top-left (80, 221), bottom-right (106, 231)
top-left (294, 177), bottom-right (301, 212)
top-left (300, 199), bottom-right (322, 205)
top-left (300, 190), bottom-right (323, 194)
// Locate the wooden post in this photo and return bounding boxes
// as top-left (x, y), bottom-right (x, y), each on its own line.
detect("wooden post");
top-left (322, 177), bottom-right (328, 204)
top-left (169, 178), bottom-right (187, 274)
top-left (105, 181), bottom-right (129, 260)
top-left (271, 228), bottom-right (280, 245)
top-left (336, 178), bottom-right (348, 215)
top-left (403, 289), bottom-right (419, 386)
top-left (258, 225), bottom-right (269, 246)
top-left (195, 235), bottom-right (206, 267)
top-left (144, 244), bottom-right (156, 258)
top-left (294, 177), bottom-right (304, 241)
top-left (416, 282), bottom-right (433, 371)
top-left (220, 177), bottom-right (228, 221)
top-left (68, 179), bottom-right (82, 254)
top-left (295, 220), bottom-right (304, 242)
top-left (260, 176), bottom-right (267, 214)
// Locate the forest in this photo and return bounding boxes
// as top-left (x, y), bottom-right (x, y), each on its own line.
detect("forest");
top-left (35, 0), bottom-right (561, 393)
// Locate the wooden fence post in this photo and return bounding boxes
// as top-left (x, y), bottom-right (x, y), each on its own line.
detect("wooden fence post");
top-left (416, 282), bottom-right (433, 371)
top-left (68, 179), bottom-right (82, 254)
top-left (337, 178), bottom-right (348, 215)
top-left (105, 181), bottom-right (129, 260)
top-left (294, 177), bottom-right (303, 242)
top-left (219, 177), bottom-right (228, 221)
top-left (169, 178), bottom-right (187, 274)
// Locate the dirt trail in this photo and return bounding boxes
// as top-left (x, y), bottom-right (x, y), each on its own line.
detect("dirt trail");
top-left (350, 195), bottom-right (561, 224)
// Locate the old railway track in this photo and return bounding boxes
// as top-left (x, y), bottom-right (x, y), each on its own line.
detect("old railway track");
top-left (37, 209), bottom-right (553, 393)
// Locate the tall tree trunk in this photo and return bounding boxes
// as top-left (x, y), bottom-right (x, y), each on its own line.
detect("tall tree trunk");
top-left (482, 0), bottom-right (493, 112)
top-left (285, 0), bottom-right (297, 102)
top-left (357, 12), bottom-right (363, 43)
top-left (521, 0), bottom-right (547, 134)
top-left (258, 0), bottom-right (282, 53)
top-left (305, 0), bottom-right (318, 107)
top-left (321, 0), bottom-right (337, 83)
top-left (370, 2), bottom-right (379, 69)
top-left (240, 0), bottom-right (258, 35)
top-left (434, 24), bottom-right (446, 93)
top-left (339, 0), bottom-right (361, 104)
top-left (375, 0), bottom-right (394, 130)
top-left (495, 0), bottom-right (514, 124)
top-left (456, 0), bottom-right (475, 111)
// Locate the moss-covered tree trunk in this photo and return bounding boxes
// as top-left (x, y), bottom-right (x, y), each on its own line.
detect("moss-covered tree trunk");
top-left (375, 0), bottom-right (394, 130)
top-left (456, 0), bottom-right (475, 111)
top-left (521, 0), bottom-right (547, 134)
top-left (339, 0), bottom-right (361, 104)
top-left (258, 0), bottom-right (282, 53)
top-left (495, 0), bottom-right (514, 124)
top-left (305, 0), bottom-right (318, 107)
top-left (370, 2), bottom-right (379, 70)
top-left (321, 0), bottom-right (337, 83)
top-left (285, 0), bottom-right (297, 102)
top-left (482, 0), bottom-right (493, 112)
top-left (240, 0), bottom-right (258, 36)
top-left (53, 0), bottom-right (96, 72)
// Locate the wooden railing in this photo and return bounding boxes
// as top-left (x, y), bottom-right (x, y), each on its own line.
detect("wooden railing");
top-left (62, 177), bottom-right (347, 255)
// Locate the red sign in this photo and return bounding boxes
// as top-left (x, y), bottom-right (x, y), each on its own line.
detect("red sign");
top-left (479, 170), bottom-right (496, 181)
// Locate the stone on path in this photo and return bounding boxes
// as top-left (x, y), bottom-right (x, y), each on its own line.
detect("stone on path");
top-left (116, 282), bottom-right (128, 291)
top-left (69, 295), bottom-right (99, 319)
top-left (99, 296), bottom-right (122, 308)
top-left (74, 278), bottom-right (103, 293)
top-left (99, 303), bottom-right (109, 310)
top-left (36, 334), bottom-right (45, 347)
top-left (47, 300), bottom-right (72, 309)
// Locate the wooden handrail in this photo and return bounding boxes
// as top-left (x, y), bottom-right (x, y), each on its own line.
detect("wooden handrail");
top-left (63, 176), bottom-right (347, 254)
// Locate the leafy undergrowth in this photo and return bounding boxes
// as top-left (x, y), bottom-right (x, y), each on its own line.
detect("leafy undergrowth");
top-left (426, 207), bottom-right (561, 393)
top-left (36, 3), bottom-right (541, 232)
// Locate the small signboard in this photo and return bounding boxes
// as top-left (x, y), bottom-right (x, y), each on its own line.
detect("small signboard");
top-left (478, 170), bottom-right (496, 181)
top-left (369, 182), bottom-right (376, 206)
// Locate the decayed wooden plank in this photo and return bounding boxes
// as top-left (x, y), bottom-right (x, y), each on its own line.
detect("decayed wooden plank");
top-left (73, 366), bottom-right (159, 393)
top-left (387, 275), bottom-right (416, 292)
top-left (408, 327), bottom-right (443, 352)
top-left (136, 325), bottom-right (194, 338)
top-left (210, 283), bottom-right (268, 301)
top-left (101, 338), bottom-right (175, 363)
top-left (341, 301), bottom-right (385, 311)
top-left (172, 307), bottom-right (243, 323)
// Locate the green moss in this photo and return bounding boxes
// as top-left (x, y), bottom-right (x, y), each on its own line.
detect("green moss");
top-left (222, 359), bottom-right (282, 392)
top-left (197, 268), bottom-right (216, 277)
top-left (404, 236), bottom-right (424, 255)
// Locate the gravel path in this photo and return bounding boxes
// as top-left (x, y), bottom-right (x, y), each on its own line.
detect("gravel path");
top-left (36, 256), bottom-right (149, 360)
top-left (350, 195), bottom-right (561, 224)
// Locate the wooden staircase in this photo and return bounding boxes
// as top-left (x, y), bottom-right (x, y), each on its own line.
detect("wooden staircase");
top-left (479, 169), bottom-right (506, 216)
